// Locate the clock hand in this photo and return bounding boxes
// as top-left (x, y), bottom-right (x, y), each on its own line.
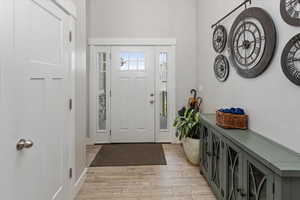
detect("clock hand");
top-left (292, 58), bottom-right (300, 61)
top-left (237, 41), bottom-right (255, 49)
top-left (244, 49), bottom-right (247, 64)
top-left (243, 22), bottom-right (246, 42)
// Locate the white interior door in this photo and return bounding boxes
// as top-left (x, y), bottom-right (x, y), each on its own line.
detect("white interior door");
top-left (111, 47), bottom-right (155, 143)
top-left (0, 0), bottom-right (70, 199)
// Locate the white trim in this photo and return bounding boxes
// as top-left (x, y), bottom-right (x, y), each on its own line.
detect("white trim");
top-left (72, 168), bottom-right (87, 199)
top-left (52, 0), bottom-right (77, 18)
top-left (88, 38), bottom-right (177, 46)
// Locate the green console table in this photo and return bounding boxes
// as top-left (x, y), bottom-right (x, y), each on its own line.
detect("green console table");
top-left (200, 113), bottom-right (300, 200)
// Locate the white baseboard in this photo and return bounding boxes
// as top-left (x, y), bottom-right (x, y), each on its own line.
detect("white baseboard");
top-left (72, 168), bottom-right (87, 199)
top-left (85, 137), bottom-right (94, 145)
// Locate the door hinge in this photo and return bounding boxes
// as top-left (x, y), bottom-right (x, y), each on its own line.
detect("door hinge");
top-left (109, 130), bottom-right (111, 135)
top-left (109, 90), bottom-right (112, 97)
top-left (69, 31), bottom-right (72, 43)
top-left (69, 99), bottom-right (72, 110)
top-left (69, 168), bottom-right (73, 179)
top-left (272, 182), bottom-right (275, 194)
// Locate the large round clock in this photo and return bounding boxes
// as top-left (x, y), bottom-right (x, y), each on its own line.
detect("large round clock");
top-left (281, 33), bottom-right (300, 86)
top-left (228, 7), bottom-right (276, 78)
top-left (280, 0), bottom-right (300, 26)
top-left (214, 55), bottom-right (229, 82)
top-left (213, 25), bottom-right (227, 53)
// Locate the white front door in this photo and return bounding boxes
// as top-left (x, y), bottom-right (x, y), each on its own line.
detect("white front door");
top-left (0, 0), bottom-right (70, 199)
top-left (111, 47), bottom-right (155, 143)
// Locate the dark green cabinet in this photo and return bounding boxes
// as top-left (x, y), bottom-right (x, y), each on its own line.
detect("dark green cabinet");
top-left (200, 114), bottom-right (300, 200)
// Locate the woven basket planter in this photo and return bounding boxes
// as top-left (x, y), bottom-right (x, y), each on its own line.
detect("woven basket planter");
top-left (216, 111), bottom-right (248, 130)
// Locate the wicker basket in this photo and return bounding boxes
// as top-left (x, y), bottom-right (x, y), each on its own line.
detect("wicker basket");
top-left (216, 111), bottom-right (248, 130)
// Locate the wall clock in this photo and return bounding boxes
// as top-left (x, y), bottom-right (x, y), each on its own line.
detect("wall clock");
top-left (228, 7), bottom-right (276, 78)
top-left (280, 0), bottom-right (300, 26)
top-left (213, 25), bottom-right (227, 53)
top-left (281, 33), bottom-right (300, 86)
top-left (214, 55), bottom-right (229, 82)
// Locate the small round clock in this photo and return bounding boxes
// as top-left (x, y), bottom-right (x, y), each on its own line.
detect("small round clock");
top-left (281, 33), bottom-right (300, 86)
top-left (214, 55), bottom-right (229, 82)
top-left (228, 7), bottom-right (276, 78)
top-left (280, 0), bottom-right (300, 26)
top-left (213, 25), bottom-right (227, 53)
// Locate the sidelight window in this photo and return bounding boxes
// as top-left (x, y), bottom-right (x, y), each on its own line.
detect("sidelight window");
top-left (97, 52), bottom-right (107, 131)
top-left (159, 52), bottom-right (168, 130)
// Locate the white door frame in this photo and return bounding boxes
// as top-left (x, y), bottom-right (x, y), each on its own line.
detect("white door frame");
top-left (89, 38), bottom-right (176, 144)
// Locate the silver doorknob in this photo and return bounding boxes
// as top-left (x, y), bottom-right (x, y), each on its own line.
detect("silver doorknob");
top-left (149, 100), bottom-right (155, 104)
top-left (16, 139), bottom-right (34, 151)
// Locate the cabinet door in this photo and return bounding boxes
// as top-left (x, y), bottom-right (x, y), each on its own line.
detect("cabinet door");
top-left (243, 155), bottom-right (274, 200)
top-left (210, 130), bottom-right (224, 199)
top-left (201, 124), bottom-right (211, 180)
top-left (225, 141), bottom-right (243, 200)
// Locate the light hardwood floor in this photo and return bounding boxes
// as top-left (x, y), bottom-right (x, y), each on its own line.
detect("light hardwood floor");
top-left (76, 144), bottom-right (216, 200)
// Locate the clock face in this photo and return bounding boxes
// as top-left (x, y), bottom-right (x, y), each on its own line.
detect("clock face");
top-left (232, 20), bottom-right (266, 70)
top-left (281, 0), bottom-right (300, 26)
top-left (214, 55), bottom-right (229, 82)
top-left (228, 7), bottom-right (276, 78)
top-left (281, 33), bottom-right (300, 86)
top-left (213, 25), bottom-right (227, 53)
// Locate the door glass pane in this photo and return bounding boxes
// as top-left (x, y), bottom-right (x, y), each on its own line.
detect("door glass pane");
top-left (159, 52), bottom-right (168, 130)
top-left (98, 52), bottom-right (107, 131)
top-left (138, 53), bottom-right (145, 70)
top-left (248, 163), bottom-right (267, 200)
top-left (120, 53), bottom-right (129, 71)
top-left (120, 52), bottom-right (145, 71)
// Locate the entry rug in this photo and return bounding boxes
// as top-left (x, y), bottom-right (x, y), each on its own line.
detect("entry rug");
top-left (90, 143), bottom-right (167, 167)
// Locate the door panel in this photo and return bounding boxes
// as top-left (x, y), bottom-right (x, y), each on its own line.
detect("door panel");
top-left (225, 140), bottom-right (243, 200)
top-left (111, 47), bottom-right (155, 143)
top-left (201, 125), bottom-right (211, 178)
top-left (211, 130), bottom-right (223, 198)
top-left (244, 155), bottom-right (274, 200)
top-left (1, 0), bottom-right (70, 199)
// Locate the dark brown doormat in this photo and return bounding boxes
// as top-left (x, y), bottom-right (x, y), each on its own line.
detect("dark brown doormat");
top-left (90, 143), bottom-right (167, 167)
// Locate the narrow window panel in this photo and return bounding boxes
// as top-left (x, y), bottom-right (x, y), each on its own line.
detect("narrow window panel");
top-left (159, 52), bottom-right (168, 130)
top-left (97, 52), bottom-right (107, 131)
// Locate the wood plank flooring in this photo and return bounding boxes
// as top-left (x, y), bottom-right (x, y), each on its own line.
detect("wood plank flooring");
top-left (75, 144), bottom-right (216, 200)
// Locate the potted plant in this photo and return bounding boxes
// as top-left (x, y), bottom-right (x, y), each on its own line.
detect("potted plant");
top-left (173, 107), bottom-right (201, 165)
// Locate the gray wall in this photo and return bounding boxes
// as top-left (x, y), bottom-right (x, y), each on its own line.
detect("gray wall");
top-left (197, 0), bottom-right (300, 153)
top-left (87, 0), bottom-right (198, 109)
